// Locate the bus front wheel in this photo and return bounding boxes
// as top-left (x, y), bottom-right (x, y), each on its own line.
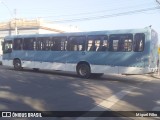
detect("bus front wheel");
top-left (77, 64), bottom-right (91, 78)
top-left (14, 59), bottom-right (23, 70)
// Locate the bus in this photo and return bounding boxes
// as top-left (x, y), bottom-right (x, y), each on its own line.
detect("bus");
top-left (2, 27), bottom-right (159, 78)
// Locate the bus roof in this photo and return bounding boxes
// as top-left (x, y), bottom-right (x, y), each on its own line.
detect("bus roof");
top-left (4, 27), bottom-right (153, 40)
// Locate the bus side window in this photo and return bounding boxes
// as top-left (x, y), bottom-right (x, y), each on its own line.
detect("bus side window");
top-left (113, 40), bottom-right (119, 51)
top-left (68, 36), bottom-right (85, 51)
top-left (51, 37), bottom-right (66, 51)
top-left (36, 37), bottom-right (50, 51)
top-left (53, 39), bottom-right (61, 51)
top-left (134, 33), bottom-right (145, 52)
top-left (87, 40), bottom-right (93, 51)
top-left (97, 40), bottom-right (108, 51)
top-left (23, 38), bottom-right (35, 50)
top-left (109, 35), bottom-right (118, 51)
top-left (120, 34), bottom-right (133, 52)
top-left (88, 40), bottom-right (97, 51)
top-left (13, 38), bottom-right (23, 50)
top-left (36, 37), bottom-right (45, 50)
top-left (36, 38), bottom-right (41, 50)
top-left (43, 37), bottom-right (51, 51)
top-left (109, 34), bottom-right (133, 52)
top-left (123, 39), bottom-right (132, 51)
top-left (87, 35), bottom-right (108, 52)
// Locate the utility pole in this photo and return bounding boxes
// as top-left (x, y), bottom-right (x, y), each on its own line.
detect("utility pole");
top-left (14, 9), bottom-right (18, 35)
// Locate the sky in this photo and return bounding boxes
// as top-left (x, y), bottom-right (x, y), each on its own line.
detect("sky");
top-left (0, 0), bottom-right (160, 36)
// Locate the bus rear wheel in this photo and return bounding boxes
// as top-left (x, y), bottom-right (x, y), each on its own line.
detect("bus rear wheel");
top-left (14, 59), bottom-right (23, 70)
top-left (77, 64), bottom-right (91, 78)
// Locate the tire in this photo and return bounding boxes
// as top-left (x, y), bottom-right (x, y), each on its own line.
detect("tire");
top-left (77, 64), bottom-right (91, 78)
top-left (14, 59), bottom-right (23, 70)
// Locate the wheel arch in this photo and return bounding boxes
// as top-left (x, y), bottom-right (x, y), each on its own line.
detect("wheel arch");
top-left (13, 58), bottom-right (21, 65)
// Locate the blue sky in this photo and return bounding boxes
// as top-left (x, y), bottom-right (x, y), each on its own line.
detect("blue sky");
top-left (0, 0), bottom-right (160, 35)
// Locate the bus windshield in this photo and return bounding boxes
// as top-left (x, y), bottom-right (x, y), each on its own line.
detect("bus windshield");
top-left (3, 41), bottom-right (12, 53)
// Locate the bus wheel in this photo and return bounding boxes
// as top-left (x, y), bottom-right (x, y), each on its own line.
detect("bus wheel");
top-left (14, 59), bottom-right (22, 70)
top-left (77, 64), bottom-right (91, 78)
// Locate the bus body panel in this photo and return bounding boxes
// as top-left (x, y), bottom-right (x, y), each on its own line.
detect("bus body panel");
top-left (149, 29), bottom-right (159, 71)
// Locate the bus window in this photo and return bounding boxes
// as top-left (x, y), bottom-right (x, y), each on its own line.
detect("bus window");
top-left (133, 33), bottom-right (145, 52)
top-left (36, 38), bottom-right (44, 50)
top-left (87, 40), bottom-right (98, 51)
top-left (36, 37), bottom-right (50, 51)
top-left (109, 35), bottom-right (119, 51)
top-left (23, 38), bottom-right (35, 50)
top-left (98, 39), bottom-right (108, 51)
top-left (45, 38), bottom-right (51, 51)
top-left (13, 38), bottom-right (23, 50)
top-left (3, 41), bottom-right (12, 53)
top-left (87, 35), bottom-right (108, 51)
top-left (109, 34), bottom-right (133, 52)
top-left (124, 39), bottom-right (132, 51)
top-left (67, 36), bottom-right (85, 51)
top-left (113, 39), bottom-right (119, 51)
top-left (122, 34), bottom-right (133, 51)
top-left (51, 37), bottom-right (66, 51)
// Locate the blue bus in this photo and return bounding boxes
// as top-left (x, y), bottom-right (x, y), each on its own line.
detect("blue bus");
top-left (2, 27), bottom-right (159, 78)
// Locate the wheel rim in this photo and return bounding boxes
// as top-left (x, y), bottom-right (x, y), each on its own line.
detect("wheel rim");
top-left (78, 64), bottom-right (90, 78)
top-left (15, 62), bottom-right (20, 68)
top-left (14, 60), bottom-right (21, 70)
top-left (79, 65), bottom-right (89, 77)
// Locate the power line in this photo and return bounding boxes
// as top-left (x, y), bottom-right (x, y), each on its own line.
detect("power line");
top-left (156, 0), bottom-right (160, 5)
top-left (0, 0), bottom-right (13, 18)
top-left (49, 7), bottom-right (160, 23)
top-left (31, 2), bottom-right (154, 18)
